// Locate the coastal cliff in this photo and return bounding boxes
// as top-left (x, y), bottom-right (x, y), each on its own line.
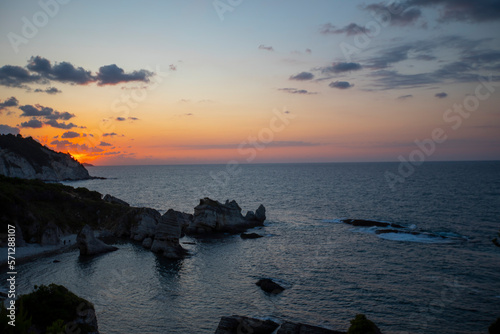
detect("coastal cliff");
top-left (0, 134), bottom-right (90, 181)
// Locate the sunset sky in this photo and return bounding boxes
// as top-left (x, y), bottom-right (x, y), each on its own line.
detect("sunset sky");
top-left (1, 0), bottom-right (499, 165)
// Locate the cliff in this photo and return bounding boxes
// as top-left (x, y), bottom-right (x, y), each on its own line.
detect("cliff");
top-left (0, 134), bottom-right (90, 181)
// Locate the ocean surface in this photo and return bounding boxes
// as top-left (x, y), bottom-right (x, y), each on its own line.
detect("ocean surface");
top-left (3, 162), bottom-right (500, 333)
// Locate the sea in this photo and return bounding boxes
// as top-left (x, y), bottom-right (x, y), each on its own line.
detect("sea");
top-left (2, 161), bottom-right (500, 333)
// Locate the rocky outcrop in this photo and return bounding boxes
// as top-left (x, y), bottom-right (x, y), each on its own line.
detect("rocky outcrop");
top-left (0, 134), bottom-right (91, 181)
top-left (103, 194), bottom-right (130, 206)
top-left (187, 198), bottom-right (266, 234)
top-left (130, 208), bottom-right (161, 241)
top-left (215, 316), bottom-right (347, 334)
top-left (77, 225), bottom-right (118, 256)
top-left (150, 209), bottom-right (187, 259)
top-left (215, 315), bottom-right (279, 334)
top-left (256, 278), bottom-right (285, 294)
top-left (240, 232), bottom-right (263, 239)
top-left (40, 221), bottom-right (62, 246)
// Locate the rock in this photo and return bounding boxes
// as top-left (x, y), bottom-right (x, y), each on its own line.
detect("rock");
top-left (240, 232), bottom-right (263, 239)
top-left (215, 315), bottom-right (279, 334)
top-left (255, 204), bottom-right (266, 222)
top-left (142, 237), bottom-right (153, 249)
top-left (150, 209), bottom-right (186, 259)
top-left (40, 221), bottom-right (62, 246)
top-left (277, 322), bottom-right (346, 334)
top-left (187, 198), bottom-right (266, 234)
top-left (77, 224), bottom-right (118, 256)
top-left (347, 314), bottom-right (382, 334)
top-left (341, 219), bottom-right (403, 229)
top-left (256, 278), bottom-right (285, 294)
top-left (53, 260), bottom-right (60, 263)
top-left (15, 222), bottom-right (26, 247)
top-left (130, 208), bottom-right (161, 241)
top-left (103, 194), bottom-right (130, 206)
top-left (0, 134), bottom-right (91, 181)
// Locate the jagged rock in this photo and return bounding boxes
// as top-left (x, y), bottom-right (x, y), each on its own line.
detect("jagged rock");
top-left (130, 208), bottom-right (161, 241)
top-left (277, 322), bottom-right (346, 334)
top-left (40, 221), bottom-right (62, 246)
top-left (0, 134), bottom-right (91, 181)
top-left (215, 315), bottom-right (279, 334)
top-left (256, 278), bottom-right (285, 294)
top-left (255, 204), bottom-right (266, 222)
top-left (103, 194), bottom-right (130, 206)
top-left (240, 232), bottom-right (263, 239)
top-left (150, 209), bottom-right (186, 259)
top-left (142, 237), bottom-right (153, 249)
top-left (77, 224), bottom-right (118, 256)
top-left (187, 198), bottom-right (266, 234)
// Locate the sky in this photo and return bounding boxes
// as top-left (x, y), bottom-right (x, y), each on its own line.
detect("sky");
top-left (0, 0), bottom-right (499, 165)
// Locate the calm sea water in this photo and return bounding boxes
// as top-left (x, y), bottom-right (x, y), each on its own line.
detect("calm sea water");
top-left (3, 162), bottom-right (500, 333)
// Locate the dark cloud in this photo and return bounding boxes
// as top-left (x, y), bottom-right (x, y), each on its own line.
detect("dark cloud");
top-left (0, 124), bottom-right (20, 135)
top-left (50, 140), bottom-right (104, 153)
top-left (329, 81), bottom-right (354, 89)
top-left (20, 118), bottom-right (43, 128)
top-left (96, 64), bottom-right (153, 85)
top-left (320, 22), bottom-right (371, 36)
top-left (258, 45), bottom-right (274, 51)
top-left (397, 94), bottom-right (414, 100)
top-left (435, 92), bottom-right (448, 98)
top-left (279, 88), bottom-right (318, 95)
top-left (99, 141), bottom-right (112, 147)
top-left (61, 131), bottom-right (80, 139)
top-left (322, 62), bottom-right (363, 73)
top-left (289, 72), bottom-right (314, 81)
top-left (305, 48), bottom-right (312, 54)
top-left (19, 104), bottom-right (75, 120)
top-left (47, 61), bottom-right (94, 84)
top-left (116, 117), bottom-right (126, 121)
top-left (128, 117), bottom-right (139, 121)
top-left (404, 0), bottom-right (500, 23)
top-left (0, 96), bottom-right (19, 110)
top-left (103, 132), bottom-right (118, 137)
top-left (44, 119), bottom-right (78, 129)
top-left (363, 3), bottom-right (422, 26)
top-left (0, 65), bottom-right (43, 87)
top-left (34, 87), bottom-right (62, 94)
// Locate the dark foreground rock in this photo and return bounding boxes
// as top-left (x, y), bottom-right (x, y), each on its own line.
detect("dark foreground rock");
top-left (278, 322), bottom-right (346, 334)
top-left (150, 209), bottom-right (188, 259)
top-left (241, 232), bottom-right (263, 239)
top-left (215, 315), bottom-right (279, 334)
top-left (0, 134), bottom-right (91, 181)
top-left (256, 278), bottom-right (285, 294)
top-left (187, 198), bottom-right (266, 234)
top-left (77, 225), bottom-right (118, 256)
top-left (12, 284), bottom-right (99, 334)
top-left (341, 219), bottom-right (403, 229)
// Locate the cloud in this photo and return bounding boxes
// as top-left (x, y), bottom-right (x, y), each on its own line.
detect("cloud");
top-left (435, 92), bottom-right (448, 98)
top-left (96, 64), bottom-right (153, 85)
top-left (50, 139), bottom-right (104, 153)
top-left (305, 48), bottom-right (312, 54)
top-left (0, 65), bottom-right (43, 87)
top-left (289, 72), bottom-right (314, 81)
top-left (44, 119), bottom-right (78, 129)
top-left (397, 94), bottom-right (414, 100)
top-left (329, 81), bottom-right (354, 89)
top-left (363, 3), bottom-right (422, 26)
top-left (99, 141), bottom-right (112, 146)
top-left (20, 118), bottom-right (43, 128)
top-left (258, 45), bottom-right (274, 51)
top-left (320, 22), bottom-right (371, 36)
top-left (404, 0), bottom-right (500, 23)
top-left (19, 104), bottom-right (75, 120)
top-left (0, 96), bottom-right (19, 111)
top-left (321, 62), bottom-right (363, 73)
top-left (116, 117), bottom-right (126, 121)
top-left (0, 124), bottom-right (20, 135)
top-left (169, 64), bottom-right (177, 71)
top-left (128, 117), bottom-right (139, 121)
top-left (279, 88), bottom-right (318, 95)
top-left (103, 132), bottom-right (118, 137)
top-left (34, 87), bottom-right (62, 94)
top-left (61, 131), bottom-right (80, 139)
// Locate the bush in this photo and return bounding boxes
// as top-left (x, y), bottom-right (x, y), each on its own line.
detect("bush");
top-left (348, 314), bottom-right (382, 334)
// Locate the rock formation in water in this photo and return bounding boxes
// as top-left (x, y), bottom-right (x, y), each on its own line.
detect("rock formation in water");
top-left (150, 209), bottom-right (187, 259)
top-left (256, 278), bottom-right (285, 294)
top-left (77, 225), bottom-right (118, 256)
top-left (187, 198), bottom-right (266, 234)
top-left (341, 219), bottom-right (403, 228)
top-left (0, 134), bottom-right (91, 181)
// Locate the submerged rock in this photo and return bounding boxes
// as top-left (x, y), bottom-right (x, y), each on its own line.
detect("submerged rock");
top-left (256, 278), bottom-right (285, 294)
top-left (215, 315), bottom-right (279, 334)
top-left (240, 232), bottom-right (263, 239)
top-left (341, 219), bottom-right (403, 229)
top-left (187, 198), bottom-right (266, 234)
top-left (77, 225), bottom-right (118, 256)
